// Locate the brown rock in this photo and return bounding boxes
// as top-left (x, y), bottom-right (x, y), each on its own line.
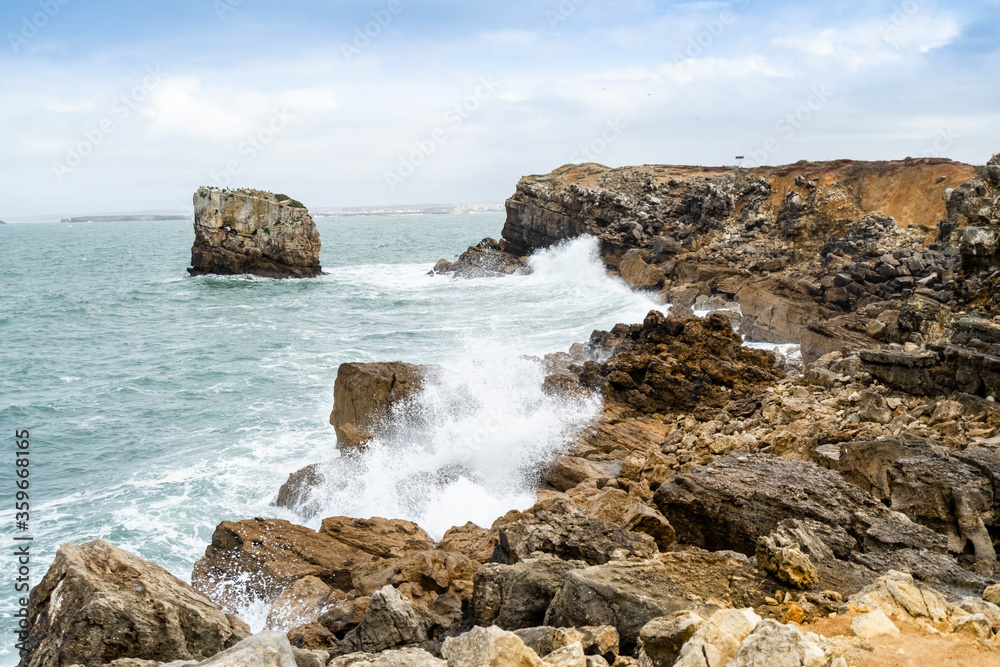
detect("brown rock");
top-left (320, 517), bottom-right (434, 560)
top-left (20, 540), bottom-right (249, 667)
top-left (619, 251), bottom-right (666, 290)
top-left (437, 523), bottom-right (497, 564)
top-left (330, 362), bottom-right (428, 449)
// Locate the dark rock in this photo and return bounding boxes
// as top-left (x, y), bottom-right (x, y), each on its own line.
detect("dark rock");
top-left (471, 555), bottom-right (585, 630)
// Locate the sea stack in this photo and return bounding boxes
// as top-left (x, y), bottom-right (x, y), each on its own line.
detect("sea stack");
top-left (188, 187), bottom-right (323, 278)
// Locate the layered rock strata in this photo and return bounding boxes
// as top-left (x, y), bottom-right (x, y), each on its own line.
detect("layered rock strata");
top-left (189, 187), bottom-right (323, 278)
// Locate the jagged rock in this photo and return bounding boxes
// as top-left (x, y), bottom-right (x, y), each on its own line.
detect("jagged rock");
top-left (192, 518), bottom-right (371, 604)
top-left (671, 608), bottom-right (761, 667)
top-left (340, 586), bottom-right (428, 654)
top-left (496, 500), bottom-right (657, 566)
top-left (544, 549), bottom-right (774, 653)
top-left (267, 576), bottom-right (334, 631)
top-left (541, 642), bottom-right (586, 667)
top-left (174, 632), bottom-right (297, 666)
top-left (329, 362), bottom-right (429, 449)
top-left (437, 523), bottom-right (497, 564)
top-left (636, 612), bottom-right (705, 667)
top-left (514, 627), bottom-right (618, 664)
top-left (954, 613), bottom-right (993, 639)
top-left (755, 535), bottom-right (818, 590)
top-left (727, 620), bottom-right (827, 667)
top-left (319, 517), bottom-right (435, 560)
top-left (849, 609), bottom-right (899, 638)
top-left (957, 597), bottom-right (1000, 633)
top-left (378, 549), bottom-right (479, 636)
top-left (292, 647), bottom-right (330, 667)
top-left (287, 622), bottom-right (337, 650)
top-left (579, 311), bottom-right (780, 414)
top-left (623, 504), bottom-right (676, 551)
top-left (19, 540), bottom-right (249, 667)
top-left (441, 625), bottom-right (544, 667)
top-left (542, 456), bottom-right (612, 492)
top-left (189, 187), bottom-right (322, 278)
top-left (472, 555), bottom-right (586, 630)
top-left (329, 648), bottom-right (445, 666)
top-left (985, 583), bottom-right (1000, 605)
top-left (856, 391), bottom-right (892, 424)
top-left (847, 570), bottom-right (977, 632)
top-left (432, 238), bottom-right (529, 277)
top-left (653, 454), bottom-right (947, 558)
top-left (619, 251), bottom-right (665, 290)
top-left (837, 438), bottom-right (998, 561)
top-left (275, 463), bottom-right (324, 516)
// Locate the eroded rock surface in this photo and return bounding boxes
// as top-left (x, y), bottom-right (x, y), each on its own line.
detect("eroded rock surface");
top-left (189, 187), bottom-right (322, 278)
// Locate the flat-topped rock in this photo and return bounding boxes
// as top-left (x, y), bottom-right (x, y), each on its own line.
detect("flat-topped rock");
top-left (189, 187), bottom-right (322, 279)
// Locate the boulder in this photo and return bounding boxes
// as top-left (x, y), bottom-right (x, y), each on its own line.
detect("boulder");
top-left (340, 586), bottom-right (428, 654)
top-left (671, 608), bottom-right (761, 667)
top-left (727, 620), bottom-right (827, 667)
top-left (542, 456), bottom-right (612, 492)
top-left (619, 251), bottom-right (665, 290)
top-left (636, 612), bottom-right (705, 667)
top-left (514, 627), bottom-right (618, 664)
top-left (275, 463), bottom-right (324, 516)
top-left (192, 519), bottom-right (371, 604)
top-left (329, 648), bottom-right (445, 666)
top-left (985, 583), bottom-right (1000, 605)
top-left (189, 187), bottom-right (322, 278)
top-left (837, 438), bottom-right (998, 561)
top-left (319, 517), bottom-right (434, 560)
top-left (329, 362), bottom-right (428, 449)
top-left (441, 626), bottom-right (544, 667)
top-left (19, 540), bottom-right (249, 667)
top-left (541, 642), bottom-right (586, 667)
top-left (544, 549), bottom-right (774, 653)
top-left (437, 523), bottom-right (497, 564)
top-left (178, 632), bottom-right (297, 666)
top-left (266, 576), bottom-right (334, 631)
top-left (496, 500), bottom-right (657, 566)
top-left (623, 505), bottom-right (676, 551)
top-left (653, 454), bottom-right (947, 558)
top-left (849, 610), bottom-right (899, 639)
top-left (755, 535), bottom-right (818, 590)
top-left (472, 555), bottom-right (585, 630)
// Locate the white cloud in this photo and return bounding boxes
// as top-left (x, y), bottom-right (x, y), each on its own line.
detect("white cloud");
top-left (143, 77), bottom-right (268, 140)
top-left (278, 87), bottom-right (339, 111)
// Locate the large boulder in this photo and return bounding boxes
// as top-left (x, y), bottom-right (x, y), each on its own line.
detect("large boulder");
top-left (654, 454), bottom-right (947, 557)
top-left (544, 549), bottom-right (774, 654)
top-left (471, 555), bottom-right (586, 630)
top-left (441, 626), bottom-right (544, 667)
top-left (19, 540), bottom-right (249, 667)
top-left (329, 362), bottom-right (429, 449)
top-left (496, 501), bottom-right (657, 566)
top-left (179, 632), bottom-right (298, 666)
top-left (188, 187), bottom-right (322, 278)
top-left (319, 517), bottom-right (434, 560)
top-left (339, 586), bottom-right (429, 654)
top-left (330, 648), bottom-right (445, 666)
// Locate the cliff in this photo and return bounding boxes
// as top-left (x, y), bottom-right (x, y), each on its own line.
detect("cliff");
top-left (188, 187), bottom-right (323, 279)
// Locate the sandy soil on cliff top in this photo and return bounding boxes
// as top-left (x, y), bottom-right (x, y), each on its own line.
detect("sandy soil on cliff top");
top-left (805, 612), bottom-right (999, 666)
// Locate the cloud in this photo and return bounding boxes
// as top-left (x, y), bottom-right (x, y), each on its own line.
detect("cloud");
top-left (143, 77), bottom-right (264, 139)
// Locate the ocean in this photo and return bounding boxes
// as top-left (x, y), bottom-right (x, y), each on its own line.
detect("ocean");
top-left (0, 214), bottom-right (663, 660)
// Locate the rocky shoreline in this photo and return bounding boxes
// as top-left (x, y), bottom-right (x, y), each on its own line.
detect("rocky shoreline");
top-left (19, 155), bottom-right (1000, 666)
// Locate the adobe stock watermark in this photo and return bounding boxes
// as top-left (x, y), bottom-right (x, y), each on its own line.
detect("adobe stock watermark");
top-left (51, 67), bottom-right (167, 182)
top-left (341, 0), bottom-right (408, 61)
top-left (213, 0), bottom-right (243, 21)
top-left (569, 118), bottom-right (627, 163)
top-left (922, 127), bottom-right (959, 158)
top-left (743, 85), bottom-right (833, 168)
top-left (211, 108), bottom-right (297, 188)
top-left (546, 0), bottom-right (587, 33)
top-left (8, 0), bottom-right (71, 53)
top-left (384, 76), bottom-right (498, 192)
top-left (879, 0), bottom-right (923, 46)
top-left (672, 0), bottom-right (751, 63)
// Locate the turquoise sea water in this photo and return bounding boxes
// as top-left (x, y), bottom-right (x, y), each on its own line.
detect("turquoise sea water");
top-left (0, 215), bottom-right (662, 659)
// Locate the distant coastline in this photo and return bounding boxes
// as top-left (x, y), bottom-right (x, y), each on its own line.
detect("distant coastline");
top-left (60, 215), bottom-right (192, 223)
top-left (312, 203), bottom-right (503, 217)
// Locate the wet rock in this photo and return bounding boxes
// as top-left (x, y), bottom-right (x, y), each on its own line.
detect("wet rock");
top-left (320, 517), bottom-right (434, 561)
top-left (267, 576), bottom-right (335, 631)
top-left (192, 519), bottom-right (371, 604)
top-left (329, 362), bottom-right (429, 450)
top-left (543, 456), bottom-right (613, 492)
top-left (432, 238), bottom-right (529, 278)
top-left (20, 540), bottom-right (249, 667)
top-left (189, 187), bottom-right (322, 279)
top-left (619, 251), bottom-right (665, 290)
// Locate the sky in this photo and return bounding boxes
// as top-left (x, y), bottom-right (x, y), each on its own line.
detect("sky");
top-left (1, 0), bottom-right (998, 219)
